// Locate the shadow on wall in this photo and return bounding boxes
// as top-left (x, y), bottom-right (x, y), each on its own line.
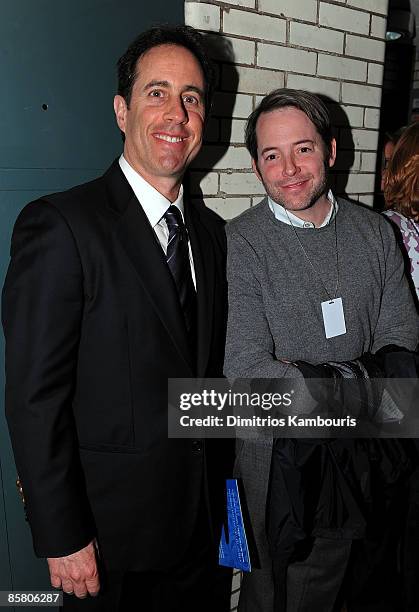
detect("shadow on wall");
top-left (318, 95), bottom-right (357, 205)
top-left (187, 63), bottom-right (358, 209)
top-left (186, 35), bottom-right (238, 200)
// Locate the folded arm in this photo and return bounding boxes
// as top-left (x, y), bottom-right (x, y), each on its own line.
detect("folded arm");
top-left (224, 229), bottom-right (301, 380)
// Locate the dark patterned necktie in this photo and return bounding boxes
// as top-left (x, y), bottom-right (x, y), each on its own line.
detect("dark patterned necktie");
top-left (164, 206), bottom-right (197, 343)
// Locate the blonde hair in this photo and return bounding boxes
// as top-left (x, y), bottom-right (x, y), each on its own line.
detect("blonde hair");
top-left (384, 122), bottom-right (419, 220)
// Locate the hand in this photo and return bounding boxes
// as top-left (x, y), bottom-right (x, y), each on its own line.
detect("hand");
top-left (47, 540), bottom-right (100, 598)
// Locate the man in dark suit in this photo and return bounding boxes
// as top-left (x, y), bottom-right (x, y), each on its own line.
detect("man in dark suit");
top-left (2, 25), bottom-right (231, 611)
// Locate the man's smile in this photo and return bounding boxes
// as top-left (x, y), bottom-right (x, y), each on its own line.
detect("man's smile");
top-left (280, 178), bottom-right (311, 190)
top-left (154, 133), bottom-right (188, 143)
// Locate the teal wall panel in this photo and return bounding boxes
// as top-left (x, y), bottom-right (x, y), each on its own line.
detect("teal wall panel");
top-left (0, 0), bottom-right (184, 170)
top-left (0, 458), bottom-right (12, 592)
top-left (0, 0), bottom-right (184, 605)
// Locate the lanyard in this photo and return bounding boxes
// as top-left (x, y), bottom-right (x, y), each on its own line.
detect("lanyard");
top-left (284, 204), bottom-right (339, 303)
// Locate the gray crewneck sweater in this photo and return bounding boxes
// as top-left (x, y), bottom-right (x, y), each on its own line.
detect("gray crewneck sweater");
top-left (224, 197), bottom-right (419, 612)
top-left (225, 197), bottom-right (418, 379)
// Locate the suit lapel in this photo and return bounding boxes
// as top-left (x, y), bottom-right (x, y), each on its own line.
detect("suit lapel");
top-left (104, 161), bottom-right (194, 372)
top-left (185, 202), bottom-right (215, 376)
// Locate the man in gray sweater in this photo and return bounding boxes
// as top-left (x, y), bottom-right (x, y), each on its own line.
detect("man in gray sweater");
top-left (224, 89), bottom-right (419, 611)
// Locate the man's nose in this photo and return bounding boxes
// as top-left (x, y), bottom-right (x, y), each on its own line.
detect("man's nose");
top-left (282, 154), bottom-right (299, 177)
top-left (164, 96), bottom-right (188, 124)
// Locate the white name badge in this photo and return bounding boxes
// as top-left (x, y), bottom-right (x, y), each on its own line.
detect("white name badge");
top-left (321, 297), bottom-right (347, 339)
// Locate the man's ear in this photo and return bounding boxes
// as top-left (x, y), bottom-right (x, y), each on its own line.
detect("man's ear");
top-left (113, 95), bottom-right (128, 134)
top-left (328, 138), bottom-right (337, 168)
top-left (252, 158), bottom-right (262, 182)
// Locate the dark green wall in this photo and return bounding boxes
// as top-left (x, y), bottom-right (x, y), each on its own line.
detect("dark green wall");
top-left (0, 2), bottom-right (184, 608)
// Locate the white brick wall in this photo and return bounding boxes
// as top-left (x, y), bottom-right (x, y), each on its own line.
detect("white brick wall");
top-left (319, 3), bottom-right (370, 35)
top-left (345, 35), bottom-right (385, 62)
top-left (287, 73), bottom-right (340, 100)
top-left (185, 2), bottom-right (220, 31)
top-left (257, 43), bottom-right (317, 74)
top-left (367, 62), bottom-right (384, 86)
top-left (341, 82), bottom-right (382, 106)
top-left (290, 22), bottom-right (344, 54)
top-left (185, 0), bottom-right (389, 222)
top-left (222, 65), bottom-right (285, 94)
top-left (259, 0), bottom-right (317, 22)
top-left (370, 15), bottom-right (387, 39)
top-left (364, 107), bottom-right (381, 129)
top-left (317, 54), bottom-right (367, 81)
top-left (347, 0), bottom-right (388, 15)
top-left (223, 8), bottom-right (286, 42)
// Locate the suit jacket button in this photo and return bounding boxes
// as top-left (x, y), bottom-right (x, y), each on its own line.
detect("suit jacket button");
top-left (192, 440), bottom-right (202, 453)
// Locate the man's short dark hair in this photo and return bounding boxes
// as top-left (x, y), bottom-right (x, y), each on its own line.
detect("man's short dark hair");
top-left (117, 25), bottom-right (214, 117)
top-left (245, 88), bottom-right (334, 162)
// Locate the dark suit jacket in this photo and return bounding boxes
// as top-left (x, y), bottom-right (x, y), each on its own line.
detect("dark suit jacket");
top-left (2, 160), bottom-right (231, 571)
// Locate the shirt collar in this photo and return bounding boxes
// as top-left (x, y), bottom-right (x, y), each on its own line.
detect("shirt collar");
top-left (268, 189), bottom-right (338, 228)
top-left (119, 154), bottom-right (184, 228)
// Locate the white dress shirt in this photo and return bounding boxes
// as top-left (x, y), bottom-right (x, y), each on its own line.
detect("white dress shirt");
top-left (119, 155), bottom-right (196, 287)
top-left (268, 189), bottom-right (338, 229)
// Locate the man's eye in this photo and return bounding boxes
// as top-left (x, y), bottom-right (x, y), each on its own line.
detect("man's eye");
top-left (149, 90), bottom-right (163, 97)
top-left (266, 154), bottom-right (277, 161)
top-left (183, 95), bottom-right (199, 105)
top-left (299, 146), bottom-right (312, 153)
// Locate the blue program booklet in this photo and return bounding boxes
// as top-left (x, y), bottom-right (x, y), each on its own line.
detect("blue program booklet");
top-left (219, 479), bottom-right (251, 572)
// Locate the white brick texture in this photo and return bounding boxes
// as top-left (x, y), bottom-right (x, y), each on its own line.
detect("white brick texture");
top-left (259, 0), bottom-right (317, 22)
top-left (347, 0), bottom-right (388, 15)
top-left (212, 92), bottom-right (253, 118)
top-left (343, 172), bottom-right (376, 193)
top-left (287, 74), bottom-right (340, 100)
top-left (184, 0), bottom-right (389, 221)
top-left (370, 15), bottom-right (387, 39)
top-left (220, 172), bottom-right (263, 195)
top-left (223, 9), bottom-right (286, 43)
top-left (346, 35), bottom-right (386, 62)
top-left (341, 105), bottom-right (365, 128)
top-left (222, 0), bottom-right (255, 7)
top-left (258, 43), bottom-right (317, 74)
top-left (184, 2), bottom-right (220, 32)
top-left (330, 104), bottom-right (364, 128)
top-left (360, 152), bottom-right (377, 172)
top-left (319, 3), bottom-right (370, 35)
top-left (360, 194), bottom-right (375, 206)
top-left (342, 83), bottom-right (382, 107)
top-left (204, 197), bottom-right (251, 218)
top-left (189, 171), bottom-right (219, 195)
top-left (368, 63), bottom-right (384, 86)
top-left (317, 54), bottom-right (367, 82)
top-left (222, 65), bottom-right (285, 94)
top-left (290, 23), bottom-right (344, 54)
top-left (221, 118), bottom-right (247, 143)
top-left (364, 107), bottom-right (381, 129)
top-left (193, 145), bottom-right (251, 170)
top-left (340, 128), bottom-right (379, 151)
top-left (206, 33), bottom-right (255, 65)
